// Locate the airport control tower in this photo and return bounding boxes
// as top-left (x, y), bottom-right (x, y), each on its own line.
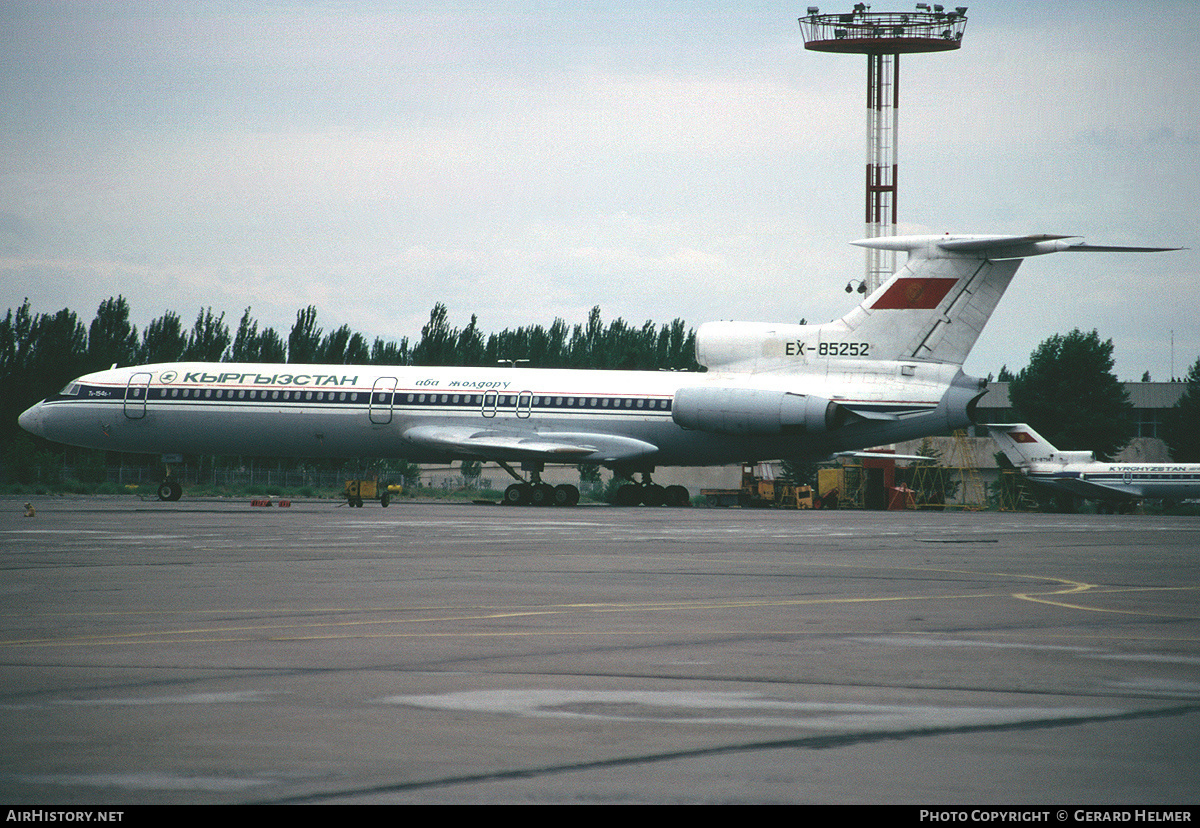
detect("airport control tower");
top-left (800, 5), bottom-right (968, 293)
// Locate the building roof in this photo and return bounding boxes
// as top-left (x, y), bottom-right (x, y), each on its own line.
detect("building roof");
top-left (975, 382), bottom-right (1185, 411)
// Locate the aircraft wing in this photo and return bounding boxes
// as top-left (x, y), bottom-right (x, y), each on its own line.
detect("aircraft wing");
top-left (833, 451), bottom-right (935, 462)
top-left (403, 425), bottom-right (658, 463)
top-left (1030, 473), bottom-right (1139, 502)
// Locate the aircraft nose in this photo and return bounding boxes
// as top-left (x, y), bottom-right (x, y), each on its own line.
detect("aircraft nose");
top-left (18, 401), bottom-right (45, 437)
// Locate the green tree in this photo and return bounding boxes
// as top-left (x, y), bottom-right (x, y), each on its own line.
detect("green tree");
top-left (318, 324), bottom-right (352, 364)
top-left (412, 303), bottom-right (454, 366)
top-left (182, 308), bottom-right (231, 361)
top-left (231, 308), bottom-right (261, 362)
top-left (370, 336), bottom-right (409, 366)
top-left (86, 296), bottom-right (138, 371)
top-left (1008, 329), bottom-right (1134, 460)
top-left (454, 315), bottom-right (485, 366)
top-left (288, 306), bottom-right (321, 364)
top-left (257, 327), bottom-right (287, 362)
top-left (1161, 356), bottom-right (1200, 461)
top-left (231, 309), bottom-right (286, 363)
top-left (139, 311), bottom-right (187, 363)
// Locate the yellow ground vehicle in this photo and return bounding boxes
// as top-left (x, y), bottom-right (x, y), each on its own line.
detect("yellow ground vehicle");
top-left (344, 477), bottom-right (391, 507)
top-left (702, 464), bottom-right (813, 509)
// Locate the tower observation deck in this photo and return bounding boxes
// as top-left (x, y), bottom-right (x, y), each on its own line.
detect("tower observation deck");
top-left (800, 6), bottom-right (968, 293)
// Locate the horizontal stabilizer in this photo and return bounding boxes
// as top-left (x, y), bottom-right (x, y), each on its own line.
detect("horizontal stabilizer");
top-left (1058, 243), bottom-right (1185, 253)
top-left (854, 234), bottom-right (1182, 259)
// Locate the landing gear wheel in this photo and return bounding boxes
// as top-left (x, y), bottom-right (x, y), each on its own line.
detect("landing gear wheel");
top-left (530, 483), bottom-right (555, 507)
top-left (641, 484), bottom-right (667, 507)
top-left (665, 485), bottom-right (690, 508)
top-left (553, 484), bottom-right (580, 507)
top-left (380, 492), bottom-right (391, 507)
top-left (504, 483), bottom-right (531, 506)
top-left (157, 482), bottom-right (173, 502)
top-left (615, 483), bottom-right (641, 506)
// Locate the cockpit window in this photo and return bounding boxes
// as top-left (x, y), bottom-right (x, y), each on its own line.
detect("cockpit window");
top-left (59, 382), bottom-right (81, 396)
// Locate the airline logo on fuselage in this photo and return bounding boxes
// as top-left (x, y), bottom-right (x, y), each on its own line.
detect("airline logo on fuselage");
top-left (169, 371), bottom-right (359, 387)
top-left (870, 277), bottom-right (958, 310)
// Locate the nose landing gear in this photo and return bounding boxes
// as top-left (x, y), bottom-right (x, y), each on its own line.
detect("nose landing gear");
top-left (157, 456), bottom-right (183, 501)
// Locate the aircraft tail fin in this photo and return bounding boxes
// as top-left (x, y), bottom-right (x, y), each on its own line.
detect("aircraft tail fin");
top-left (836, 235), bottom-right (1181, 365)
top-left (988, 423), bottom-right (1059, 466)
top-left (988, 422), bottom-right (1099, 467)
top-left (694, 234), bottom-right (1178, 372)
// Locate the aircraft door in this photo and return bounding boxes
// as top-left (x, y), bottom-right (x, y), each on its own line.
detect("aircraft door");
top-left (124, 372), bottom-right (153, 420)
top-left (516, 391), bottom-right (532, 419)
top-left (481, 390), bottom-right (498, 418)
top-left (369, 377), bottom-right (397, 424)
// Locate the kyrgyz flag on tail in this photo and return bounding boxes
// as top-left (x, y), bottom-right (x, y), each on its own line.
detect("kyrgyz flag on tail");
top-left (870, 277), bottom-right (958, 310)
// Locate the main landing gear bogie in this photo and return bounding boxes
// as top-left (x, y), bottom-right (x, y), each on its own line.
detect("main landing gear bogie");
top-left (498, 461), bottom-right (687, 508)
top-left (614, 482), bottom-right (690, 507)
top-left (503, 482), bottom-right (579, 507)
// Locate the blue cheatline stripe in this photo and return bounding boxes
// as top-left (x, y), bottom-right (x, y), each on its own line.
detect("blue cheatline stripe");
top-left (52, 384), bottom-right (677, 415)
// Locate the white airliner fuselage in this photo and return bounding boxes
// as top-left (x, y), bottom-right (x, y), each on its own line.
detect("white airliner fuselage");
top-left (989, 423), bottom-right (1200, 511)
top-left (19, 234), bottom-right (1175, 504)
top-left (18, 360), bottom-right (979, 465)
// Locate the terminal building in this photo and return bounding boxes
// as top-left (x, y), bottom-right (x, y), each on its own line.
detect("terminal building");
top-left (958, 381), bottom-right (1185, 461)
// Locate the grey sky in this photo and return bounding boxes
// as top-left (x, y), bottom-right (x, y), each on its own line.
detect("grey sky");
top-left (2, 1), bottom-right (1196, 380)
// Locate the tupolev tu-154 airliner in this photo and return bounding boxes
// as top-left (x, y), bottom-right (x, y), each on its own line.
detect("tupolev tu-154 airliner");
top-left (18, 234), bottom-right (1176, 506)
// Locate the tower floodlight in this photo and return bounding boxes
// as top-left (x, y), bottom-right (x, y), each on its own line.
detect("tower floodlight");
top-left (799, 7), bottom-right (968, 293)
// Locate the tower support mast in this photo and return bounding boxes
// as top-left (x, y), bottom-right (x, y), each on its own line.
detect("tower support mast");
top-left (800, 5), bottom-right (969, 293)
